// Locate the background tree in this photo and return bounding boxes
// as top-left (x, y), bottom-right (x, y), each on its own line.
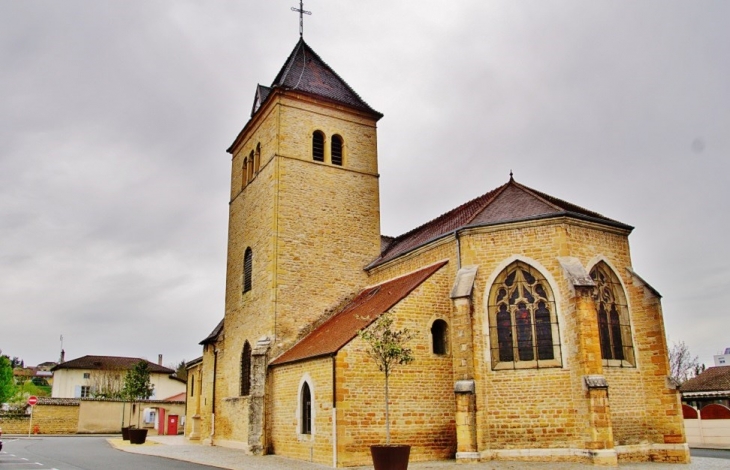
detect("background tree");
top-left (0, 356), bottom-right (16, 403)
top-left (91, 365), bottom-right (126, 399)
top-left (358, 313), bottom-right (414, 444)
top-left (173, 359), bottom-right (188, 382)
top-left (669, 340), bottom-right (702, 385)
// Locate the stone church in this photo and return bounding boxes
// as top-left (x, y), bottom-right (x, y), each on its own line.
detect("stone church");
top-left (184, 37), bottom-right (689, 466)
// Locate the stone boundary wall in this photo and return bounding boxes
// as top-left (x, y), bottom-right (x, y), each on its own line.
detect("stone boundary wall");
top-left (0, 398), bottom-right (186, 435)
top-left (683, 404), bottom-right (730, 447)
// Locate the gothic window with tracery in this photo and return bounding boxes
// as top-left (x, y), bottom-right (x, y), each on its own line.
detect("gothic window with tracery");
top-left (590, 262), bottom-right (634, 366)
top-left (488, 261), bottom-right (561, 369)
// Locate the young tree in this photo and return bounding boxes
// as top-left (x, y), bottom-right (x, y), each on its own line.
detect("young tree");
top-left (358, 313), bottom-right (414, 444)
top-left (0, 356), bottom-right (16, 403)
top-left (173, 359), bottom-right (188, 382)
top-left (669, 340), bottom-right (702, 385)
top-left (123, 361), bottom-right (155, 400)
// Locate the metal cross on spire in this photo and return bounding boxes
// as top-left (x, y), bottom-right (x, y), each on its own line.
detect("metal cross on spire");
top-left (291, 0), bottom-right (312, 38)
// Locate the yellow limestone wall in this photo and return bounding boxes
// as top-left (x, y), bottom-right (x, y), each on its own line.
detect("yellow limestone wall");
top-left (367, 218), bottom-right (688, 463)
top-left (213, 91), bottom-right (382, 447)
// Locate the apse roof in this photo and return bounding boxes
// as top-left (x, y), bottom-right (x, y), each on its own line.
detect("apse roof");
top-left (368, 177), bottom-right (632, 268)
top-left (270, 260), bottom-right (448, 366)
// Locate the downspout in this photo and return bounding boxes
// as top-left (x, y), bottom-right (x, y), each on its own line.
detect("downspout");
top-left (212, 348), bottom-right (218, 439)
top-left (454, 229), bottom-right (462, 270)
top-left (332, 354), bottom-right (337, 468)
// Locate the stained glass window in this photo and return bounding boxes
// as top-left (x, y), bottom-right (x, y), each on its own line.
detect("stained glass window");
top-left (489, 261), bottom-right (561, 369)
top-left (590, 262), bottom-right (634, 366)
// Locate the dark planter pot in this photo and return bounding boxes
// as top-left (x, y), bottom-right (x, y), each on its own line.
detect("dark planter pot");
top-left (370, 444), bottom-right (411, 470)
top-left (121, 426), bottom-right (130, 441)
top-left (128, 428), bottom-right (148, 445)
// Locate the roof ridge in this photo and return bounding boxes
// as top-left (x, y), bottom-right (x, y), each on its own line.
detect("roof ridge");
top-left (379, 184), bottom-right (508, 259)
top-left (461, 180), bottom-right (513, 226)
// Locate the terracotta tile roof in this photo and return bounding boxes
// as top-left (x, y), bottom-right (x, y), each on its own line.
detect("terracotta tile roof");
top-left (269, 38), bottom-right (381, 117)
top-left (681, 366), bottom-right (730, 393)
top-left (368, 178), bottom-right (632, 268)
top-left (270, 260), bottom-right (448, 366)
top-left (51, 355), bottom-right (173, 374)
top-left (200, 319), bottom-right (224, 345)
top-left (163, 392), bottom-right (187, 402)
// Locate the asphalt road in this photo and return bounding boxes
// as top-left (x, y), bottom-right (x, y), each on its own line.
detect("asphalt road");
top-left (0, 436), bottom-right (222, 470)
top-left (691, 448), bottom-right (730, 460)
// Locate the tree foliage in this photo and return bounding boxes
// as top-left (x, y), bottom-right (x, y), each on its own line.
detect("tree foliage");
top-left (0, 356), bottom-right (16, 403)
top-left (669, 340), bottom-right (702, 385)
top-left (357, 313), bottom-right (414, 444)
top-left (174, 359), bottom-right (188, 382)
top-left (123, 361), bottom-right (154, 400)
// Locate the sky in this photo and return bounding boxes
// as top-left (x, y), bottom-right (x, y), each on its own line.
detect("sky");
top-left (1, 1), bottom-right (728, 369)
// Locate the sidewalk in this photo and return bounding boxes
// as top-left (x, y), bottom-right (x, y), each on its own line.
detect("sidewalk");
top-left (108, 436), bottom-right (730, 470)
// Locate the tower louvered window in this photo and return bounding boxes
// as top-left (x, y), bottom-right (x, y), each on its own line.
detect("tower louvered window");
top-left (241, 157), bottom-right (248, 190)
top-left (247, 150), bottom-right (254, 182)
top-left (590, 262), bottom-right (634, 366)
top-left (240, 341), bottom-right (251, 396)
top-left (312, 131), bottom-right (325, 162)
top-left (331, 135), bottom-right (343, 166)
top-left (243, 247), bottom-right (253, 293)
top-left (488, 261), bottom-right (561, 369)
top-left (254, 143), bottom-right (261, 173)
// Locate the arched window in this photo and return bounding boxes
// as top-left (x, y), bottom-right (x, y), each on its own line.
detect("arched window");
top-left (240, 341), bottom-right (251, 396)
top-left (312, 131), bottom-right (325, 162)
top-left (241, 157), bottom-right (248, 190)
top-left (488, 261), bottom-right (561, 369)
top-left (331, 135), bottom-right (343, 166)
top-left (243, 247), bottom-right (253, 294)
top-left (431, 319), bottom-right (448, 355)
top-left (590, 262), bottom-right (634, 366)
top-left (247, 150), bottom-right (254, 182)
top-left (301, 382), bottom-right (312, 435)
top-left (254, 143), bottom-right (261, 173)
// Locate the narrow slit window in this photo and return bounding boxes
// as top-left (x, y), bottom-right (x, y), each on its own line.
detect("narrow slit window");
top-left (240, 341), bottom-right (251, 396)
top-left (301, 382), bottom-right (312, 434)
top-left (243, 247), bottom-right (253, 293)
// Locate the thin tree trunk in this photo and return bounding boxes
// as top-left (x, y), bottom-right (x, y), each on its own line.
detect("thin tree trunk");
top-left (385, 371), bottom-right (390, 445)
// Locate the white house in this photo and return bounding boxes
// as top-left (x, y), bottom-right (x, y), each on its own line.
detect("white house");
top-left (51, 355), bottom-right (185, 400)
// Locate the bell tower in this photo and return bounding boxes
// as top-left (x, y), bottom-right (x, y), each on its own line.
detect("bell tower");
top-left (223, 38), bottom-right (384, 364)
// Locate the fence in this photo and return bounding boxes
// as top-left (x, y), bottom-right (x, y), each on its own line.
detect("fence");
top-left (683, 403), bottom-right (730, 447)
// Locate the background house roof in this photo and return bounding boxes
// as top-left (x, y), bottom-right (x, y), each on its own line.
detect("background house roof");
top-left (51, 355), bottom-right (174, 374)
top-left (681, 366), bottom-right (730, 393)
top-left (369, 178), bottom-right (632, 268)
top-left (271, 260), bottom-right (448, 366)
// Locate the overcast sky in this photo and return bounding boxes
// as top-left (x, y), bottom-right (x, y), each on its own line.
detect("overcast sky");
top-left (1, 1), bottom-right (728, 369)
